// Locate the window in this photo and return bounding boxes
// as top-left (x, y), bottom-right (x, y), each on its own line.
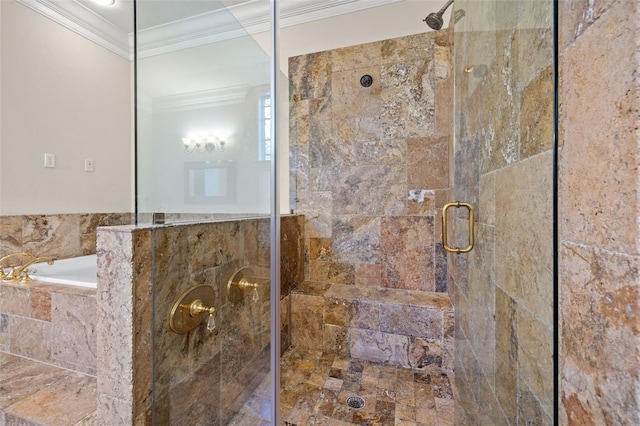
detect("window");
top-left (259, 94), bottom-right (272, 161)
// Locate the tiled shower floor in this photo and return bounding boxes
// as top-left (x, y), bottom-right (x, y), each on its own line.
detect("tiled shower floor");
top-left (231, 347), bottom-right (454, 425)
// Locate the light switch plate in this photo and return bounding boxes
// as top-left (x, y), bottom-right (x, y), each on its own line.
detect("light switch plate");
top-left (44, 153), bottom-right (56, 168)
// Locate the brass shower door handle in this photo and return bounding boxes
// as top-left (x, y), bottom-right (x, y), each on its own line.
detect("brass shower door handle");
top-left (442, 202), bottom-right (475, 253)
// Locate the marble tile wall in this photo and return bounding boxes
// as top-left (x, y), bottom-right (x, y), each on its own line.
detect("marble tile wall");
top-left (452, 1), bottom-right (555, 424)
top-left (558, 0), bottom-right (639, 424)
top-left (96, 215), bottom-right (303, 425)
top-left (291, 282), bottom-right (454, 372)
top-left (0, 213), bottom-right (133, 261)
top-left (289, 31), bottom-right (452, 293)
top-left (0, 280), bottom-right (97, 376)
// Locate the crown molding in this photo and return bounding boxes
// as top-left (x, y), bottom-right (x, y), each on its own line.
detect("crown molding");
top-left (280, 0), bottom-right (403, 27)
top-left (17, 0), bottom-right (402, 60)
top-left (136, 7), bottom-right (247, 59)
top-left (153, 85), bottom-right (252, 112)
top-left (16, 0), bottom-right (132, 59)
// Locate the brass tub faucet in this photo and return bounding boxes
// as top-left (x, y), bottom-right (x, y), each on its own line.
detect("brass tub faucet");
top-left (0, 254), bottom-right (55, 283)
top-left (0, 252), bottom-right (35, 281)
top-left (14, 257), bottom-right (55, 283)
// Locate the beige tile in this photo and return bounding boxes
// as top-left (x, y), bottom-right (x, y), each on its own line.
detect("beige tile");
top-left (289, 51), bottom-right (332, 101)
top-left (296, 191), bottom-right (333, 239)
top-left (407, 190), bottom-right (435, 216)
top-left (6, 371), bottom-right (96, 426)
top-left (9, 315), bottom-right (51, 362)
top-left (518, 381), bottom-right (552, 425)
top-left (310, 238), bottom-right (332, 261)
top-left (407, 137), bottom-right (449, 190)
top-left (355, 263), bottom-right (382, 288)
top-left (560, 0), bottom-right (638, 254)
top-left (23, 214), bottom-right (81, 259)
top-left (514, 1), bottom-right (554, 89)
top-left (478, 171), bottom-right (495, 226)
top-left (0, 216), bottom-right (23, 255)
top-left (331, 67), bottom-right (382, 120)
top-left (560, 242), bottom-right (639, 425)
top-left (380, 60), bottom-right (436, 139)
top-left (381, 32), bottom-right (434, 64)
top-left (349, 329), bottom-right (409, 367)
top-left (559, 0), bottom-right (616, 50)
top-left (51, 292), bottom-right (97, 371)
top-left (323, 324), bottom-right (350, 357)
top-left (355, 138), bottom-right (407, 166)
top-left (332, 165), bottom-right (406, 216)
top-left (518, 307), bottom-right (553, 415)
top-left (465, 223), bottom-right (496, 388)
top-left (381, 216), bottom-right (435, 291)
top-left (494, 287), bottom-right (517, 424)
top-left (310, 119), bottom-right (357, 167)
top-left (0, 284), bottom-right (31, 316)
top-left (332, 216), bottom-right (381, 264)
top-left (332, 40), bottom-right (382, 72)
top-left (291, 293), bottom-right (324, 351)
top-left (495, 152), bottom-right (554, 323)
top-left (379, 303), bottom-right (443, 339)
top-left (520, 65), bottom-right (554, 159)
top-left (309, 260), bottom-right (356, 286)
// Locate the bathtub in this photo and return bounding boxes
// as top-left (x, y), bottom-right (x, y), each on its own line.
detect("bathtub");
top-left (29, 254), bottom-right (97, 288)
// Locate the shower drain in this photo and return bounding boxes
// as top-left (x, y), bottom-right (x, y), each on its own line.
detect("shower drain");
top-left (346, 395), bottom-right (366, 409)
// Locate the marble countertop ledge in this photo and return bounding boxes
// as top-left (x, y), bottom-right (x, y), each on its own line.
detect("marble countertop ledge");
top-left (295, 281), bottom-right (452, 310)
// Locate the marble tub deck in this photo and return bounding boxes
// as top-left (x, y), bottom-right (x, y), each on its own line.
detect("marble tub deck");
top-left (232, 347), bottom-right (455, 425)
top-left (0, 353), bottom-right (96, 425)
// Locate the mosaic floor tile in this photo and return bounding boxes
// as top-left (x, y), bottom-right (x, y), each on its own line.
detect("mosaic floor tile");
top-left (231, 347), bottom-right (454, 425)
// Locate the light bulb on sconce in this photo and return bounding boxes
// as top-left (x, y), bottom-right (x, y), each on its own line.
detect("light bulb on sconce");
top-left (181, 135), bottom-right (226, 154)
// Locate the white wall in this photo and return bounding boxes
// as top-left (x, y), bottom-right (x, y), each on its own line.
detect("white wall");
top-left (0, 0), bottom-right (132, 215)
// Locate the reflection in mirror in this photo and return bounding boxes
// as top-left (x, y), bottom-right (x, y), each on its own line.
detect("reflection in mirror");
top-left (135, 0), bottom-right (273, 221)
top-left (185, 161), bottom-right (237, 204)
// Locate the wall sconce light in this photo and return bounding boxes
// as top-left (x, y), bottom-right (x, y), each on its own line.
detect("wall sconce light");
top-left (181, 136), bottom-right (226, 154)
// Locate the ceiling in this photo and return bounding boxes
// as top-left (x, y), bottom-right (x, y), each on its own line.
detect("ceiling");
top-left (16, 0), bottom-right (404, 59)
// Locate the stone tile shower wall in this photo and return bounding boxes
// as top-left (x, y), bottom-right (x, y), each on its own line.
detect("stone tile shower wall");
top-left (559, 0), bottom-right (639, 424)
top-left (0, 213), bottom-right (133, 260)
top-left (452, 1), bottom-right (555, 424)
top-left (289, 31), bottom-right (452, 292)
top-left (96, 216), bottom-right (303, 425)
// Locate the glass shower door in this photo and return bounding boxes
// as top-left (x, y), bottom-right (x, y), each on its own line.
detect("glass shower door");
top-left (450, 0), bottom-right (556, 423)
top-left (135, 1), bottom-right (278, 423)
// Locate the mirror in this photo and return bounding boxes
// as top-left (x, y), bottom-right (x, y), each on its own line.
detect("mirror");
top-left (185, 161), bottom-right (237, 204)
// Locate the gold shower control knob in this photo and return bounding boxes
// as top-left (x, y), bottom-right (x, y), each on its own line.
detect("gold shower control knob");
top-left (227, 267), bottom-right (264, 303)
top-left (169, 285), bottom-right (216, 334)
top-left (188, 299), bottom-right (215, 317)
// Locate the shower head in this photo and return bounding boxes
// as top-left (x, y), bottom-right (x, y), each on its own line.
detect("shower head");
top-left (423, 0), bottom-right (454, 30)
top-left (423, 13), bottom-right (444, 30)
